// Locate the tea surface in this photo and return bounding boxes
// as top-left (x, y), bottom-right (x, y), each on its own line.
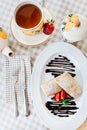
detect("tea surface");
top-left (16, 4), bottom-right (42, 28)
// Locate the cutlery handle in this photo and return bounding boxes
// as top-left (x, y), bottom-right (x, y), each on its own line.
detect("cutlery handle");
top-left (24, 89), bottom-right (29, 116)
top-left (14, 88), bottom-right (19, 117)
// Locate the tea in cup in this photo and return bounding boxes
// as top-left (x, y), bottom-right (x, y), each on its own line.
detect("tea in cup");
top-left (13, 1), bottom-right (44, 35)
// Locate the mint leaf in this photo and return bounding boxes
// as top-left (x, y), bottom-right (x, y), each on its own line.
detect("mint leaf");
top-left (61, 99), bottom-right (70, 106)
top-left (0, 27), bottom-right (2, 31)
top-left (68, 14), bottom-right (73, 17)
top-left (62, 27), bottom-right (65, 31)
top-left (62, 22), bottom-right (66, 25)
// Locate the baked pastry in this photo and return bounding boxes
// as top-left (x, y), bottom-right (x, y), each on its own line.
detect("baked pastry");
top-left (55, 72), bottom-right (82, 98)
top-left (41, 79), bottom-right (62, 96)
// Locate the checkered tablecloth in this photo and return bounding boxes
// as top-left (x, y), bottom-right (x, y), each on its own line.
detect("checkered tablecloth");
top-left (0, 0), bottom-right (87, 130)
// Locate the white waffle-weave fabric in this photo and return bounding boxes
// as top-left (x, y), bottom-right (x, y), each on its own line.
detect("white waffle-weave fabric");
top-left (2, 55), bottom-right (31, 104)
top-left (0, 0), bottom-right (87, 130)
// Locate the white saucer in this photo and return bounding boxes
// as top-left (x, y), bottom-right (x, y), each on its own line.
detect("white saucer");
top-left (10, 8), bottom-right (53, 46)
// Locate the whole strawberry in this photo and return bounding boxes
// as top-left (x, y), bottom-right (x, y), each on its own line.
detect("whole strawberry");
top-left (43, 19), bottom-right (55, 35)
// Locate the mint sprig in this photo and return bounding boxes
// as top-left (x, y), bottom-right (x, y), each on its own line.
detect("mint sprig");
top-left (61, 99), bottom-right (70, 106)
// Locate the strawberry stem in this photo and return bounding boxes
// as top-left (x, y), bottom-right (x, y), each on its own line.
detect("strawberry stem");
top-left (47, 19), bottom-right (55, 24)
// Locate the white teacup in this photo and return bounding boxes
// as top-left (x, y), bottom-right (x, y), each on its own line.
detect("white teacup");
top-left (13, 0), bottom-right (44, 35)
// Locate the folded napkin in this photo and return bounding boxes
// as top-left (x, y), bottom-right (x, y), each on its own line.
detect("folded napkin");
top-left (2, 55), bottom-right (31, 104)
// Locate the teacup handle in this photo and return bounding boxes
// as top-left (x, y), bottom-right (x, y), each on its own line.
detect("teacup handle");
top-left (41, 0), bottom-right (53, 22)
top-left (37, 0), bottom-right (46, 7)
top-left (42, 0), bottom-right (46, 7)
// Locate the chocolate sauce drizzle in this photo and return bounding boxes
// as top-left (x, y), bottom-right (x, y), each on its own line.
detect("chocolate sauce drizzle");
top-left (45, 55), bottom-right (78, 117)
top-left (45, 55), bottom-right (76, 77)
top-left (46, 99), bottom-right (78, 117)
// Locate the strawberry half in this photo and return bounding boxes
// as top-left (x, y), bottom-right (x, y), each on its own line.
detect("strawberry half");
top-left (43, 19), bottom-right (55, 35)
top-left (54, 92), bottom-right (60, 102)
top-left (60, 90), bottom-right (66, 100)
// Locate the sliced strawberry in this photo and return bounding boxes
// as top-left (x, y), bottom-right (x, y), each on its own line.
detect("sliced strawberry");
top-left (60, 90), bottom-right (66, 100)
top-left (43, 19), bottom-right (55, 35)
top-left (54, 92), bottom-right (60, 102)
top-left (66, 93), bottom-right (73, 99)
